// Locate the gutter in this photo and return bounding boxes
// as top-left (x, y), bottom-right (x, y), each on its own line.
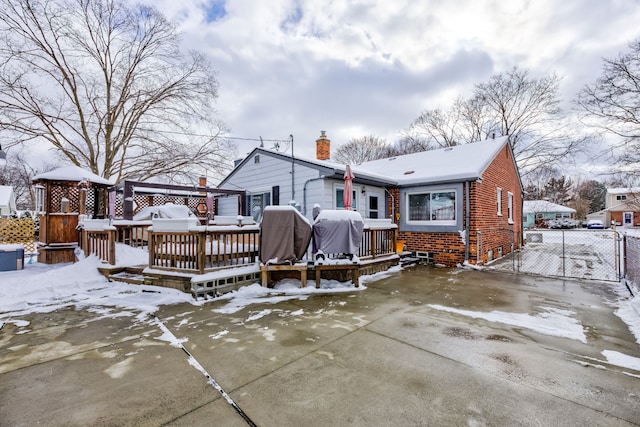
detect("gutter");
top-left (465, 181), bottom-right (470, 263)
top-left (303, 175), bottom-right (325, 216)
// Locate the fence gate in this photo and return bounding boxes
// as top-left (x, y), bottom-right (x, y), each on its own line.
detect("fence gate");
top-left (493, 229), bottom-right (622, 282)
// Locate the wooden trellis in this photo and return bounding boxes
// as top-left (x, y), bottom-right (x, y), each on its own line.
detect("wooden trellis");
top-left (0, 218), bottom-right (36, 253)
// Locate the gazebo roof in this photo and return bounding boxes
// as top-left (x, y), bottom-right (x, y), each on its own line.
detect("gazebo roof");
top-left (32, 165), bottom-right (114, 186)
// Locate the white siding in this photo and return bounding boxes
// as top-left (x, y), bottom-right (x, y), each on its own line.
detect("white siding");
top-left (220, 153), bottom-right (322, 219)
top-left (219, 152), bottom-right (389, 221)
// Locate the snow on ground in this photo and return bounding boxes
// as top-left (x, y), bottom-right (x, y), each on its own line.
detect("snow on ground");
top-left (1, 245), bottom-right (639, 364)
top-left (0, 245), bottom-right (366, 328)
top-left (427, 304), bottom-right (588, 343)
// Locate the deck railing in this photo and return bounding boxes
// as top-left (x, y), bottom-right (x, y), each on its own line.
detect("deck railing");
top-left (359, 226), bottom-right (397, 259)
top-left (81, 221), bottom-right (397, 273)
top-left (148, 226), bottom-right (260, 274)
top-left (80, 228), bottom-right (117, 265)
top-left (113, 221), bottom-right (151, 248)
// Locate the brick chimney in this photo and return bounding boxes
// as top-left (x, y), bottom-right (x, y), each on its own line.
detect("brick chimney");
top-left (316, 131), bottom-right (330, 160)
top-left (198, 176), bottom-right (207, 187)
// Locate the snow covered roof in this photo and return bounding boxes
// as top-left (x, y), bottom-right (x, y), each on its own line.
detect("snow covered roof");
top-left (607, 187), bottom-right (640, 195)
top-left (356, 136), bottom-right (511, 185)
top-left (225, 136), bottom-right (513, 188)
top-left (523, 200), bottom-right (576, 214)
top-left (32, 165), bottom-right (114, 186)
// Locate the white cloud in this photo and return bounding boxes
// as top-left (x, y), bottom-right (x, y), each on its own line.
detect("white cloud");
top-left (113, 1), bottom-right (640, 170)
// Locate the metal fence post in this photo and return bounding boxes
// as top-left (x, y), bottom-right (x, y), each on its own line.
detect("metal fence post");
top-left (562, 230), bottom-right (565, 277)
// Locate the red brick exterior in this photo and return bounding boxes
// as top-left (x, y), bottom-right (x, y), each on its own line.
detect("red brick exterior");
top-left (316, 133), bottom-right (331, 160)
top-left (610, 211), bottom-right (640, 227)
top-left (388, 143), bottom-right (522, 266)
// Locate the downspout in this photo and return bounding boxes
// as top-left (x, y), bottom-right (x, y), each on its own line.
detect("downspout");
top-left (384, 188), bottom-right (395, 221)
top-left (465, 181), bottom-right (470, 263)
top-left (303, 175), bottom-right (325, 216)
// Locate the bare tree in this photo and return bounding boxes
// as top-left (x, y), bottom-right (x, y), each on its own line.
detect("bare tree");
top-left (0, 0), bottom-right (234, 182)
top-left (473, 67), bottom-right (582, 174)
top-left (455, 96), bottom-right (499, 143)
top-left (0, 150), bottom-right (56, 209)
top-left (404, 106), bottom-right (463, 148)
top-left (405, 67), bottom-right (584, 175)
top-left (334, 135), bottom-right (390, 165)
top-left (522, 165), bottom-right (560, 200)
top-left (576, 38), bottom-right (640, 175)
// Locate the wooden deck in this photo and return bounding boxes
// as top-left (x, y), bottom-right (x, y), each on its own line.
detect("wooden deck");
top-left (87, 221), bottom-right (400, 298)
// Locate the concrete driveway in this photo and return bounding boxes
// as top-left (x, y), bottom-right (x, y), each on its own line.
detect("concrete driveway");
top-left (1, 266), bottom-right (639, 426)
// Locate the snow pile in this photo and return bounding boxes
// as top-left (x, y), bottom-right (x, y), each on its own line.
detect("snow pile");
top-left (0, 255), bottom-right (192, 326)
top-left (210, 278), bottom-right (364, 315)
top-left (614, 292), bottom-right (640, 345)
top-left (114, 243), bottom-right (150, 267)
top-left (602, 350), bottom-right (640, 372)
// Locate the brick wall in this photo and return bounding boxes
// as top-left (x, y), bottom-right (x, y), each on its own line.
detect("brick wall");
top-left (610, 211), bottom-right (640, 226)
top-left (389, 143), bottom-right (522, 266)
top-left (468, 144), bottom-right (522, 264)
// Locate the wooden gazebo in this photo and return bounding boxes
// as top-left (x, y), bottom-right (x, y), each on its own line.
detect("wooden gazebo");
top-left (32, 166), bottom-right (114, 264)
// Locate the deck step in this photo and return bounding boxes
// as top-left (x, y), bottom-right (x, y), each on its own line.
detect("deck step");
top-left (109, 271), bottom-right (146, 285)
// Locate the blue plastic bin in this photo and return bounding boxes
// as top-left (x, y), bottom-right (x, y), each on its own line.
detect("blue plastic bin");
top-left (0, 246), bottom-right (25, 271)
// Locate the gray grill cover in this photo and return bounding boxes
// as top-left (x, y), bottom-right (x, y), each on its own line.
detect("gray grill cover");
top-left (312, 210), bottom-right (364, 255)
top-left (259, 206), bottom-right (312, 264)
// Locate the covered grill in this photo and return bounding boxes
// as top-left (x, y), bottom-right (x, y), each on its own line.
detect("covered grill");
top-left (312, 210), bottom-right (364, 263)
top-left (259, 206), bottom-right (312, 265)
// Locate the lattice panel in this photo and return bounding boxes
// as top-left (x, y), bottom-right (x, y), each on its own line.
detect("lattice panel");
top-left (49, 185), bottom-right (80, 213)
top-left (112, 191), bottom-right (210, 218)
top-left (0, 218), bottom-right (36, 253)
top-left (86, 189), bottom-right (95, 217)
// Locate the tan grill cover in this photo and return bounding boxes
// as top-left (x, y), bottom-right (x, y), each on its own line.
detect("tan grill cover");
top-left (259, 206), bottom-right (312, 264)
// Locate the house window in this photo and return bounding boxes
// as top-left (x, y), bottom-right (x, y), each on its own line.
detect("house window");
top-left (407, 190), bottom-right (456, 225)
top-left (336, 187), bottom-right (357, 210)
top-left (248, 192), bottom-right (270, 222)
top-left (369, 196), bottom-right (379, 219)
top-left (254, 155), bottom-right (260, 164)
top-left (616, 195), bottom-right (627, 201)
top-left (35, 185), bottom-right (45, 213)
top-left (497, 187), bottom-right (502, 216)
top-left (507, 192), bottom-right (513, 224)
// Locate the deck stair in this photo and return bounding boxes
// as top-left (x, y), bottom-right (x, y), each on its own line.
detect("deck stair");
top-left (99, 265), bottom-right (146, 285)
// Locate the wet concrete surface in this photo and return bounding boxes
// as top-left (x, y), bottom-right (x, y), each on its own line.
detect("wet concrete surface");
top-left (1, 265), bottom-right (639, 426)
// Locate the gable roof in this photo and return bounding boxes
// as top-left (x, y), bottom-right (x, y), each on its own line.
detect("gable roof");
top-left (523, 200), bottom-right (576, 214)
top-left (607, 187), bottom-right (640, 195)
top-left (219, 148), bottom-right (396, 188)
top-left (221, 135), bottom-right (518, 189)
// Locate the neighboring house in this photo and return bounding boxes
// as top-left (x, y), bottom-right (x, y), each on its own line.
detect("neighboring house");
top-left (522, 200), bottom-right (576, 228)
top-left (586, 209), bottom-right (607, 224)
top-left (218, 132), bottom-right (523, 266)
top-left (0, 185), bottom-right (17, 217)
top-left (603, 187), bottom-right (640, 227)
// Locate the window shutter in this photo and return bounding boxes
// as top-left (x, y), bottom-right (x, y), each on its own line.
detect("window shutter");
top-left (272, 186), bottom-right (280, 205)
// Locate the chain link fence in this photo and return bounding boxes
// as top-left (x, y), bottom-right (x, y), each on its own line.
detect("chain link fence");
top-left (623, 232), bottom-right (640, 292)
top-left (491, 228), bottom-right (622, 282)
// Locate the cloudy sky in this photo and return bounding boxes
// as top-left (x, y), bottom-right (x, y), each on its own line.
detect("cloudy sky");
top-left (144, 0), bottom-right (640, 177)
